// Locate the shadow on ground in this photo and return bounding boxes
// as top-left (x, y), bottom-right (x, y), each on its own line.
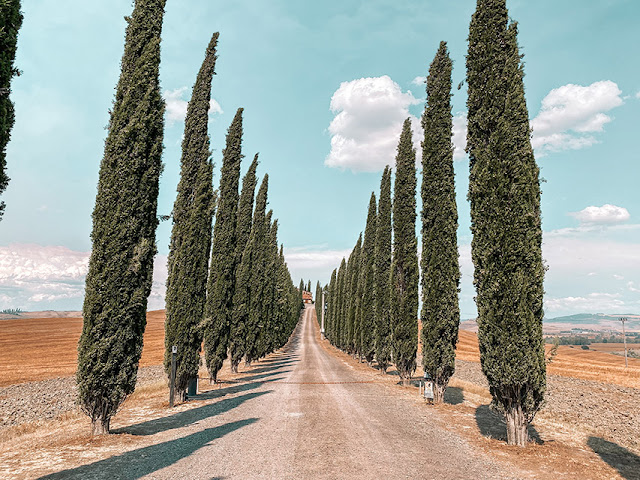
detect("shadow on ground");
top-left (444, 387), bottom-right (464, 405)
top-left (114, 389), bottom-right (272, 436)
top-left (39, 418), bottom-right (257, 480)
top-left (588, 436), bottom-right (640, 480)
top-left (196, 375), bottom-right (285, 400)
top-left (475, 404), bottom-right (542, 444)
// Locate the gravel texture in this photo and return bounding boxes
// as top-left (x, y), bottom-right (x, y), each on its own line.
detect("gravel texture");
top-left (453, 359), bottom-right (640, 452)
top-left (0, 365), bottom-right (165, 429)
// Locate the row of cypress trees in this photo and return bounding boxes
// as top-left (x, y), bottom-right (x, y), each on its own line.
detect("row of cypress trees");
top-left (321, 0), bottom-right (546, 447)
top-left (77, 0), bottom-right (301, 434)
top-left (323, 120), bottom-right (419, 385)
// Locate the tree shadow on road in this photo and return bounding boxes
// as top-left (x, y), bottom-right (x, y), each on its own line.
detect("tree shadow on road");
top-left (115, 389), bottom-right (271, 436)
top-left (474, 404), bottom-right (543, 444)
top-left (444, 387), bottom-right (464, 405)
top-left (196, 377), bottom-right (284, 400)
top-left (245, 360), bottom-right (297, 374)
top-left (588, 436), bottom-right (640, 479)
top-left (38, 418), bottom-right (258, 480)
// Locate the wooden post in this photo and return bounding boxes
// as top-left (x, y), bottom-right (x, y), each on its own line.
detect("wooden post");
top-left (169, 345), bottom-right (177, 407)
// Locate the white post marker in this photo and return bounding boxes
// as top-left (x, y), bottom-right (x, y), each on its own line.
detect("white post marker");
top-left (620, 317), bottom-right (628, 368)
top-left (423, 372), bottom-right (434, 403)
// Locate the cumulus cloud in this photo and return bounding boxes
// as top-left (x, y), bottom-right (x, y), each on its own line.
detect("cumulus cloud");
top-left (163, 87), bottom-right (223, 123)
top-left (569, 204), bottom-right (630, 225)
top-left (0, 244), bottom-right (168, 311)
top-left (411, 76), bottom-right (426, 86)
top-left (545, 293), bottom-right (627, 314)
top-left (325, 76), bottom-right (422, 172)
top-left (452, 114), bottom-right (468, 161)
top-left (530, 80), bottom-right (623, 154)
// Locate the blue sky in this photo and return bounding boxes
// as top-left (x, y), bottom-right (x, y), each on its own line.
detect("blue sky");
top-left (1, 0), bottom-right (639, 318)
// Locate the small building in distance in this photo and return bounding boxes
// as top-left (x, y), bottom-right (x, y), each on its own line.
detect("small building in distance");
top-left (302, 291), bottom-right (313, 304)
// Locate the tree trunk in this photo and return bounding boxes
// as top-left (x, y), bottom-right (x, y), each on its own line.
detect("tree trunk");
top-left (231, 360), bottom-right (239, 374)
top-left (505, 405), bottom-right (529, 446)
top-left (91, 417), bottom-right (110, 435)
top-left (177, 389), bottom-right (187, 403)
top-left (433, 382), bottom-right (446, 404)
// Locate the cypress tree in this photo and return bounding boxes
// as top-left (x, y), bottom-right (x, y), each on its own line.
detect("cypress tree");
top-left (203, 107), bottom-right (244, 382)
top-left (335, 258), bottom-right (347, 349)
top-left (391, 118), bottom-right (419, 384)
top-left (420, 41), bottom-right (461, 404)
top-left (327, 269), bottom-right (337, 343)
top-left (360, 193), bottom-right (377, 365)
top-left (299, 278), bottom-right (305, 310)
top-left (164, 33), bottom-right (218, 401)
top-left (347, 235), bottom-right (362, 356)
top-left (0, 0), bottom-right (22, 220)
top-left (228, 153), bottom-right (259, 372)
top-left (466, 0), bottom-right (546, 446)
top-left (243, 175), bottom-right (268, 365)
top-left (375, 166), bottom-right (393, 373)
top-left (77, 0), bottom-right (166, 435)
top-left (256, 210), bottom-right (275, 359)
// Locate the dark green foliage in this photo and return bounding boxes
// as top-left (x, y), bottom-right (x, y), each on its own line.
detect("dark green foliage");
top-left (299, 278), bottom-right (305, 310)
top-left (77, 0), bottom-right (166, 434)
top-left (228, 153), bottom-right (259, 372)
top-left (164, 33), bottom-right (218, 400)
top-left (360, 193), bottom-right (377, 364)
top-left (0, 0), bottom-right (22, 220)
top-left (420, 41), bottom-right (460, 403)
top-left (346, 235), bottom-right (362, 355)
top-left (466, 0), bottom-right (546, 445)
top-left (375, 166), bottom-right (393, 372)
top-left (204, 108), bottom-right (244, 381)
top-left (335, 258), bottom-right (347, 349)
top-left (327, 269), bottom-right (337, 342)
top-left (307, 280), bottom-right (311, 293)
top-left (242, 175), bottom-right (268, 365)
top-left (391, 118), bottom-right (419, 383)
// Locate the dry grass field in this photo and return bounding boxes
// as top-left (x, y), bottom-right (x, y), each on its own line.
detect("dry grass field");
top-left (0, 311), bottom-right (166, 387)
top-left (457, 330), bottom-right (640, 389)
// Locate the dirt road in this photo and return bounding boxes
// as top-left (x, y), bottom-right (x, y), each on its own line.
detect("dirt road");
top-left (43, 306), bottom-right (516, 479)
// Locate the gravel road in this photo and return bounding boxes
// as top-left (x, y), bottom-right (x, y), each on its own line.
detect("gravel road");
top-left (42, 307), bottom-right (517, 480)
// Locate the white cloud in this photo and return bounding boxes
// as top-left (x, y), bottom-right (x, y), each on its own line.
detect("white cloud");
top-left (452, 114), bottom-right (468, 161)
top-left (635, 91), bottom-right (640, 99)
top-left (0, 244), bottom-right (168, 311)
top-left (545, 293), bottom-right (627, 314)
top-left (325, 76), bottom-right (421, 172)
top-left (283, 247), bottom-right (352, 286)
top-left (530, 80), bottom-right (623, 154)
top-left (163, 87), bottom-right (223, 123)
top-left (569, 204), bottom-right (630, 225)
top-left (411, 76), bottom-right (426, 86)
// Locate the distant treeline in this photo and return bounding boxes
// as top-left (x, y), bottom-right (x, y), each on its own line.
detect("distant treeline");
top-left (0, 308), bottom-right (22, 315)
top-left (546, 334), bottom-right (640, 346)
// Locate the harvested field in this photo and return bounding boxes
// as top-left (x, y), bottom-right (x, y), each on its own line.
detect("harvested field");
top-left (0, 311), bottom-right (166, 387)
top-left (457, 330), bottom-right (640, 389)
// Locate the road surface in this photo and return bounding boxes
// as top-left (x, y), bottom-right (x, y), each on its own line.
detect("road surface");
top-left (45, 306), bottom-right (515, 479)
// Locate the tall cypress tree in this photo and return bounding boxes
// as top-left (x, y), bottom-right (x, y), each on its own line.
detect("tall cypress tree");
top-left (0, 0), bottom-right (22, 220)
top-left (327, 268), bottom-right (337, 342)
top-left (375, 166), bottom-right (393, 373)
top-left (391, 118), bottom-right (419, 384)
top-left (360, 193), bottom-right (377, 365)
top-left (347, 235), bottom-right (362, 356)
top-left (164, 33), bottom-right (218, 401)
top-left (228, 153), bottom-right (259, 372)
top-left (77, 0), bottom-right (166, 435)
top-left (421, 41), bottom-right (461, 404)
top-left (467, 0), bottom-right (546, 446)
top-left (203, 107), bottom-right (244, 382)
top-left (335, 258), bottom-right (347, 349)
top-left (243, 175), bottom-right (268, 365)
